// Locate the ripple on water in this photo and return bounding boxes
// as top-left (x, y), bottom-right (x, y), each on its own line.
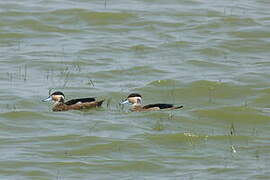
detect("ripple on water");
top-left (139, 80), bottom-right (255, 106)
top-left (192, 106), bottom-right (270, 134)
top-left (140, 132), bottom-right (206, 150)
top-left (221, 16), bottom-right (261, 27)
top-left (48, 8), bottom-right (137, 26)
top-left (1, 0), bottom-right (270, 179)
top-left (92, 65), bottom-right (166, 80)
top-left (219, 39), bottom-right (270, 53)
top-left (186, 59), bottom-right (233, 68)
top-left (0, 111), bottom-right (49, 120)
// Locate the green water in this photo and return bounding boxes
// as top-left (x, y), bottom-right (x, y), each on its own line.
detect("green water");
top-left (0, 0), bottom-right (270, 179)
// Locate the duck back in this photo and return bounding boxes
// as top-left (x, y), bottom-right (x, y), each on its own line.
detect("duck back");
top-left (143, 103), bottom-right (173, 109)
top-left (65, 98), bottom-right (96, 105)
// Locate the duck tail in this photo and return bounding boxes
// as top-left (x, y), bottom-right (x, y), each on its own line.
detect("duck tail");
top-left (97, 100), bottom-right (105, 107)
top-left (172, 105), bottom-right (183, 110)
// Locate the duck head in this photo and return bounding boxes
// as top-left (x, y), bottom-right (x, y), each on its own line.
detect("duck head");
top-left (120, 93), bottom-right (142, 106)
top-left (42, 91), bottom-right (65, 104)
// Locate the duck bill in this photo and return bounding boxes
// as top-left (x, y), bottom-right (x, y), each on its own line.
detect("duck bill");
top-left (42, 96), bottom-right (52, 102)
top-left (120, 99), bottom-right (129, 105)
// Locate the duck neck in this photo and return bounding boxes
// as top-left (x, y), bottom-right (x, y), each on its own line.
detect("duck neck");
top-left (133, 103), bottom-right (142, 107)
top-left (54, 98), bottom-right (65, 106)
top-left (132, 103), bottom-right (144, 112)
top-left (133, 99), bottom-right (142, 107)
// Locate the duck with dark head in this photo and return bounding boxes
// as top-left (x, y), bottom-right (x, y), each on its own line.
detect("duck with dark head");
top-left (120, 93), bottom-right (183, 112)
top-left (42, 91), bottom-right (104, 111)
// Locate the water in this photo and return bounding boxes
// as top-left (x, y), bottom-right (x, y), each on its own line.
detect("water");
top-left (0, 0), bottom-right (270, 179)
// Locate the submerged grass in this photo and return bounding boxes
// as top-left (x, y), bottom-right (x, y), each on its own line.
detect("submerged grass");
top-left (6, 64), bottom-right (28, 82)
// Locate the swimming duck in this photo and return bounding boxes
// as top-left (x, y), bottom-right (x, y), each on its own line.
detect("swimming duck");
top-left (120, 93), bottom-right (183, 112)
top-left (42, 91), bottom-right (104, 111)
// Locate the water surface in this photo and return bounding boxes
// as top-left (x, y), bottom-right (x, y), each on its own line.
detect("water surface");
top-left (0, 0), bottom-right (270, 179)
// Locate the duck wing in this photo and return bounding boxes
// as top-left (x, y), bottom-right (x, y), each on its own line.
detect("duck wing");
top-left (65, 98), bottom-right (96, 105)
top-left (143, 103), bottom-right (173, 109)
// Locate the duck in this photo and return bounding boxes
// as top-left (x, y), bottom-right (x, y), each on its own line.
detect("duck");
top-left (42, 91), bottom-right (104, 111)
top-left (120, 93), bottom-right (183, 112)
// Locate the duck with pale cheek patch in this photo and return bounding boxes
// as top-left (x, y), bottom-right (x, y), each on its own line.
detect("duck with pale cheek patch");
top-left (42, 91), bottom-right (104, 111)
top-left (120, 93), bottom-right (183, 112)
